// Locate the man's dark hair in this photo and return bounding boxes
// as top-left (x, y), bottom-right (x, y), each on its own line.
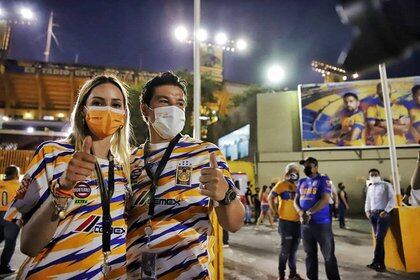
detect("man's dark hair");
top-left (343, 92), bottom-right (359, 101)
top-left (368, 168), bottom-right (380, 175)
top-left (5, 165), bottom-right (19, 180)
top-left (140, 72), bottom-right (187, 106)
top-left (411, 85), bottom-right (420, 96)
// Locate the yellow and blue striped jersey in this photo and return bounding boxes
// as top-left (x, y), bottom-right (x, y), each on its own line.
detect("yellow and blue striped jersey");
top-left (5, 140), bottom-right (130, 280)
top-left (127, 135), bottom-right (234, 280)
top-left (366, 103), bottom-right (409, 145)
top-left (339, 108), bottom-right (365, 146)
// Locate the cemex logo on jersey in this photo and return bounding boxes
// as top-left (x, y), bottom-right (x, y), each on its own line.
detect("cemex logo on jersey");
top-left (136, 190), bottom-right (181, 206)
top-left (76, 215), bottom-right (125, 235)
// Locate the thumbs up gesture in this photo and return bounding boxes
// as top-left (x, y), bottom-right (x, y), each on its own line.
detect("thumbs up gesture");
top-left (59, 136), bottom-right (97, 190)
top-left (199, 152), bottom-right (229, 201)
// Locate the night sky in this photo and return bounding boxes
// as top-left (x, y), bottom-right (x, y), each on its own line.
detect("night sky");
top-left (4, 0), bottom-right (420, 88)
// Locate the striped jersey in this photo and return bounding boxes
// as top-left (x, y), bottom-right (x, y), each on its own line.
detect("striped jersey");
top-left (127, 135), bottom-right (234, 280)
top-left (5, 140), bottom-right (130, 280)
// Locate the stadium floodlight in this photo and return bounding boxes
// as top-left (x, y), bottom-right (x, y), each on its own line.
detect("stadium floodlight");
top-left (236, 39), bottom-right (247, 51)
top-left (174, 26), bottom-right (188, 42)
top-left (26, 127), bottom-right (35, 133)
top-left (266, 64), bottom-right (285, 84)
top-left (197, 28), bottom-right (208, 42)
top-left (342, 75), bottom-right (348, 81)
top-left (19, 7), bottom-right (34, 20)
top-left (352, 73), bottom-right (359, 79)
top-left (215, 32), bottom-right (228, 46)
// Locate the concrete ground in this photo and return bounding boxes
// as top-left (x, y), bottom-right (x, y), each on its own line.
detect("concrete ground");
top-left (1, 219), bottom-right (418, 279)
top-left (224, 218), bottom-right (420, 280)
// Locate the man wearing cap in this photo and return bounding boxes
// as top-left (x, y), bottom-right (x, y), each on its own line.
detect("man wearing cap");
top-left (269, 163), bottom-right (304, 280)
top-left (294, 157), bottom-right (340, 280)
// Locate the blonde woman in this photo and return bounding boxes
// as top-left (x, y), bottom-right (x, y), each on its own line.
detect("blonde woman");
top-left (5, 75), bottom-right (132, 279)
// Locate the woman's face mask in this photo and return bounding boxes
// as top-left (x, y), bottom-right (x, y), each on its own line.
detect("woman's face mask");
top-left (289, 172), bottom-right (300, 182)
top-left (85, 106), bottom-right (125, 139)
top-left (149, 105), bottom-right (185, 139)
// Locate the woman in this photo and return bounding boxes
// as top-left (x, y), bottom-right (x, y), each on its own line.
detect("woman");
top-left (256, 185), bottom-right (274, 229)
top-left (5, 75), bottom-right (132, 279)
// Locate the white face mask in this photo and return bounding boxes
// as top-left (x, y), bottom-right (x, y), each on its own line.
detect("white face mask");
top-left (370, 176), bottom-right (381, 184)
top-left (149, 105), bottom-right (185, 139)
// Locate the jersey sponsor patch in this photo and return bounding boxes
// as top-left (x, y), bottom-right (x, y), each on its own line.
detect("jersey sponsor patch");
top-left (74, 183), bottom-right (91, 198)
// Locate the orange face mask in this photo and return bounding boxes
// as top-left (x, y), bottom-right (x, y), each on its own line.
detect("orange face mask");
top-left (85, 106), bottom-right (125, 139)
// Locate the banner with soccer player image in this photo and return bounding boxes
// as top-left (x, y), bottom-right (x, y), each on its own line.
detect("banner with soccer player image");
top-left (299, 76), bottom-right (420, 150)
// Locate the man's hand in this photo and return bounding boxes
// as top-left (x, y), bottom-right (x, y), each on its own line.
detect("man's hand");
top-left (60, 136), bottom-right (96, 190)
top-left (379, 211), bottom-right (388, 218)
top-left (298, 209), bottom-right (311, 224)
top-left (365, 211), bottom-right (371, 219)
top-left (199, 152), bottom-right (229, 201)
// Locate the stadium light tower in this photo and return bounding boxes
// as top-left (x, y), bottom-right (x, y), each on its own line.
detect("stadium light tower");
top-left (266, 64), bottom-right (285, 85)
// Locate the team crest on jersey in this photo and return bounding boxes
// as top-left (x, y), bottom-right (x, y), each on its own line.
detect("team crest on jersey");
top-left (74, 183), bottom-right (91, 198)
top-left (312, 180), bottom-right (318, 187)
top-left (176, 161), bottom-right (192, 186)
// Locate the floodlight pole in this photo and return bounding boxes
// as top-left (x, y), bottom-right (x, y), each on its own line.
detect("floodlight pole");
top-left (193, 0), bottom-right (201, 140)
top-left (379, 63), bottom-right (401, 205)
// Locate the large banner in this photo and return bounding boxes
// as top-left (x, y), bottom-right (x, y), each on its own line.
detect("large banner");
top-left (299, 77), bottom-right (420, 150)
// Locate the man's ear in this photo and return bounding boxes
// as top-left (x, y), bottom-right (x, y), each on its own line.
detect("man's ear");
top-left (141, 103), bottom-right (153, 123)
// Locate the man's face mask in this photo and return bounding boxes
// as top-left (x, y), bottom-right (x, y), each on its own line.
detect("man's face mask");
top-left (85, 106), bottom-right (125, 139)
top-left (149, 105), bottom-right (185, 140)
top-left (369, 176), bottom-right (381, 184)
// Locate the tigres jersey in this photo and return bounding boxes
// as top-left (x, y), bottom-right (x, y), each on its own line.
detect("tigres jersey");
top-left (271, 180), bottom-right (299, 222)
top-left (127, 135), bottom-right (235, 280)
top-left (339, 108), bottom-right (365, 146)
top-left (366, 102), bottom-right (409, 145)
top-left (0, 180), bottom-right (19, 212)
top-left (5, 141), bottom-right (130, 280)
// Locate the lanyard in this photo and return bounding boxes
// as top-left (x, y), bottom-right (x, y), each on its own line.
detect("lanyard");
top-left (143, 134), bottom-right (182, 218)
top-left (94, 153), bottom-right (115, 254)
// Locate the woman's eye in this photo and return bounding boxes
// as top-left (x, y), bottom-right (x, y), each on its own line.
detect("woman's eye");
top-left (112, 103), bottom-right (122, 108)
top-left (91, 101), bottom-right (102, 106)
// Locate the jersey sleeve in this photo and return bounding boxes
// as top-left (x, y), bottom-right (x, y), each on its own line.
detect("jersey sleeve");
top-left (353, 112), bottom-right (365, 130)
top-left (5, 142), bottom-right (68, 223)
top-left (319, 175), bottom-right (332, 195)
top-left (270, 182), bottom-right (284, 197)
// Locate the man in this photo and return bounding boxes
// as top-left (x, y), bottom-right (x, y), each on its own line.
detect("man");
top-left (337, 183), bottom-right (350, 229)
top-left (127, 72), bottom-right (245, 279)
top-left (0, 165), bottom-right (20, 276)
top-left (244, 181), bottom-right (254, 224)
top-left (269, 163), bottom-right (304, 280)
top-left (365, 168), bottom-right (396, 272)
top-left (366, 83), bottom-right (410, 146)
top-left (253, 186), bottom-right (261, 223)
top-left (337, 92), bottom-right (365, 146)
top-left (294, 157), bottom-right (340, 280)
top-left (408, 85), bottom-right (420, 144)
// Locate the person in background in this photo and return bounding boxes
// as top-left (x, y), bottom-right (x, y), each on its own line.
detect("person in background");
top-left (294, 157), bottom-right (341, 280)
top-left (245, 181), bottom-right (254, 224)
top-left (0, 165), bottom-right (20, 276)
top-left (337, 183), bottom-right (350, 229)
top-left (269, 163), bottom-right (304, 280)
top-left (365, 168), bottom-right (396, 272)
top-left (327, 177), bottom-right (338, 220)
top-left (253, 187), bottom-right (261, 223)
top-left (338, 92), bottom-right (366, 146)
top-left (256, 185), bottom-right (274, 229)
top-left (402, 185), bottom-right (412, 206)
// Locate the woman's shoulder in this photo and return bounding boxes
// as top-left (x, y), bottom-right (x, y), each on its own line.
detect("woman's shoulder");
top-left (33, 140), bottom-right (75, 158)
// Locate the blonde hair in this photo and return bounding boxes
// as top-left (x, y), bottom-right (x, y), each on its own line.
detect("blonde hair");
top-left (67, 75), bottom-right (132, 179)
